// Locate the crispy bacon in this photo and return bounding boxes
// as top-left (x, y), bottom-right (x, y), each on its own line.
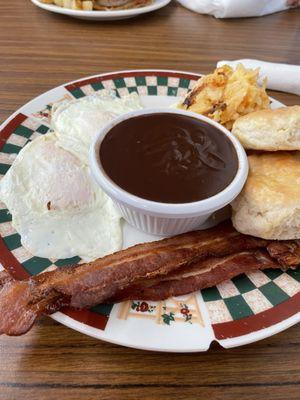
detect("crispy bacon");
top-left (267, 241), bottom-right (300, 269)
top-left (109, 250), bottom-right (279, 302)
top-left (0, 222), bottom-right (268, 336)
top-left (0, 271), bottom-right (13, 287)
top-left (0, 221), bottom-right (298, 336)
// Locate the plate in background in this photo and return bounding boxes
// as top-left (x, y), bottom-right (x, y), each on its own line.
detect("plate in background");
top-left (30, 0), bottom-right (171, 20)
top-left (0, 69), bottom-right (299, 352)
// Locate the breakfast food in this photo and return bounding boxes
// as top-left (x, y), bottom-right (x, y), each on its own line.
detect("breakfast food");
top-left (178, 64), bottom-right (270, 130)
top-left (40, 0), bottom-right (153, 10)
top-left (0, 65), bottom-right (299, 341)
top-left (0, 92), bottom-right (142, 261)
top-left (0, 133), bottom-right (122, 261)
top-left (0, 221), bottom-right (299, 336)
top-left (93, 0), bottom-right (153, 10)
top-left (232, 106), bottom-right (300, 151)
top-left (267, 241), bottom-right (300, 268)
top-left (231, 152), bottom-right (300, 240)
top-left (109, 250), bottom-right (281, 302)
top-left (41, 0), bottom-right (94, 9)
top-left (52, 91), bottom-right (142, 163)
top-left (100, 113), bottom-right (239, 203)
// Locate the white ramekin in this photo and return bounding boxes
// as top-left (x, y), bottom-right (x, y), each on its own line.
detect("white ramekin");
top-left (89, 108), bottom-right (248, 236)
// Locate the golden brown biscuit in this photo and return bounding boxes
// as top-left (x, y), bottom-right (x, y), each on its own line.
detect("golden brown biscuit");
top-left (232, 106), bottom-right (300, 151)
top-left (231, 152), bottom-right (300, 240)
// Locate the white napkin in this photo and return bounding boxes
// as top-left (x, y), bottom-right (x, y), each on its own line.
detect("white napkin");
top-left (217, 59), bottom-right (300, 96)
top-left (177, 0), bottom-right (293, 18)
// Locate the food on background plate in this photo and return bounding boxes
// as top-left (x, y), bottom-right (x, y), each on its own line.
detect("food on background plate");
top-left (52, 91), bottom-right (142, 164)
top-left (178, 64), bottom-right (270, 130)
top-left (99, 112), bottom-right (239, 203)
top-left (0, 133), bottom-right (122, 261)
top-left (93, 0), bottom-right (153, 10)
top-left (232, 106), bottom-right (300, 151)
top-left (40, 0), bottom-right (153, 10)
top-left (0, 221), bottom-right (299, 336)
top-left (41, 0), bottom-right (94, 9)
top-left (232, 152), bottom-right (300, 240)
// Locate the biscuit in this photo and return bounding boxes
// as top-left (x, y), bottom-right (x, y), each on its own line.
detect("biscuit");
top-left (231, 152), bottom-right (300, 240)
top-left (232, 106), bottom-right (300, 151)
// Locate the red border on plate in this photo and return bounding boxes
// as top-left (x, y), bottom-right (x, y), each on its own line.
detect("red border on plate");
top-left (0, 112), bottom-right (30, 280)
top-left (62, 308), bottom-right (108, 331)
top-left (213, 292), bottom-right (300, 340)
top-left (0, 113), bottom-right (27, 151)
top-left (0, 236), bottom-right (109, 330)
top-left (65, 70), bottom-right (200, 92)
top-left (0, 236), bottom-right (29, 280)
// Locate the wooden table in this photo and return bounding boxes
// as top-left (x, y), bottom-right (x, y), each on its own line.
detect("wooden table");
top-left (1, 1), bottom-right (300, 399)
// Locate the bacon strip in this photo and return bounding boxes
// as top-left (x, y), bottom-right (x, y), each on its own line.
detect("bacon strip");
top-left (0, 221), bottom-right (299, 337)
top-left (0, 271), bottom-right (13, 287)
top-left (0, 222), bottom-right (268, 336)
top-left (109, 250), bottom-right (279, 302)
top-left (267, 241), bottom-right (300, 269)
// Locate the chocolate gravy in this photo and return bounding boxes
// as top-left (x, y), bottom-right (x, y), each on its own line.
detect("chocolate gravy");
top-left (100, 113), bottom-right (238, 203)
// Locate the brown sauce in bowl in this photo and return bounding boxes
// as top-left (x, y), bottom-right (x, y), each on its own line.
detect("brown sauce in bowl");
top-left (99, 113), bottom-right (238, 203)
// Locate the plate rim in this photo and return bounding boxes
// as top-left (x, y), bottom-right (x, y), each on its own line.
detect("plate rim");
top-left (0, 68), bottom-right (299, 352)
top-left (51, 308), bottom-right (300, 353)
top-left (30, 0), bottom-right (172, 18)
top-left (0, 68), bottom-right (201, 130)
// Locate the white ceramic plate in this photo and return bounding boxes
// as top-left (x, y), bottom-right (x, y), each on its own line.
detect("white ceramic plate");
top-left (30, 0), bottom-right (171, 20)
top-left (0, 69), bottom-right (299, 352)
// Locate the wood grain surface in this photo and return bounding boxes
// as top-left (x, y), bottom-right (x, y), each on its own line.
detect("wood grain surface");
top-left (0, 1), bottom-right (300, 399)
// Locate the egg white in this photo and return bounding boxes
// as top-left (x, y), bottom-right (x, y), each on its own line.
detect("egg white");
top-left (0, 133), bottom-right (122, 262)
top-left (52, 90), bottom-right (142, 164)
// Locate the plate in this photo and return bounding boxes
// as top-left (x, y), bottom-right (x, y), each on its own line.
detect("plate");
top-left (30, 0), bottom-right (171, 20)
top-left (0, 69), bottom-right (299, 352)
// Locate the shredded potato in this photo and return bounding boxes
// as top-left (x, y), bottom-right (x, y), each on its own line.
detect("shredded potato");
top-left (40, 0), bottom-right (152, 10)
top-left (178, 64), bottom-right (270, 130)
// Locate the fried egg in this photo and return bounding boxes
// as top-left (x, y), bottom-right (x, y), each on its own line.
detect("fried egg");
top-left (0, 133), bottom-right (122, 262)
top-left (52, 91), bottom-right (142, 163)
